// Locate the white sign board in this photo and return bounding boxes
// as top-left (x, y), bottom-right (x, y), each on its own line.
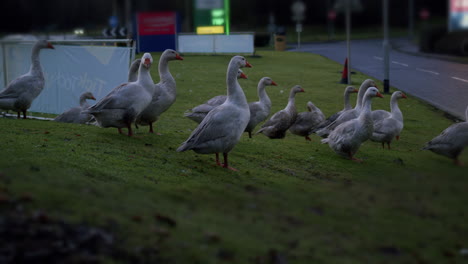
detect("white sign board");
top-left (0, 43), bottom-right (132, 114)
top-left (178, 34), bottom-right (254, 54)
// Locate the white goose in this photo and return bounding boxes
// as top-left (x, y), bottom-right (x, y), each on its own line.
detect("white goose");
top-left (316, 79), bottom-right (377, 138)
top-left (256, 85), bottom-right (305, 139)
top-left (289, 101), bottom-right (325, 141)
top-left (370, 91), bottom-right (407, 149)
top-left (177, 56), bottom-right (252, 171)
top-left (423, 106), bottom-right (468, 166)
top-left (54, 92), bottom-right (96, 124)
top-left (322, 87), bottom-right (383, 162)
top-left (0, 40), bottom-right (54, 119)
top-left (136, 49), bottom-right (183, 133)
top-left (313, 86), bottom-right (358, 133)
top-left (184, 69), bottom-right (248, 124)
top-left (84, 53), bottom-right (155, 136)
top-left (245, 77), bottom-right (278, 138)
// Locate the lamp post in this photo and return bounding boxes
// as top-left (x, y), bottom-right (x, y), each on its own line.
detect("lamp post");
top-left (346, 0), bottom-right (351, 85)
top-left (383, 0), bottom-right (390, 94)
top-left (291, 0), bottom-right (306, 50)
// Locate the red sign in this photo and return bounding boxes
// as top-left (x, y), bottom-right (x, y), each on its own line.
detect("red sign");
top-left (137, 12), bottom-right (176, 36)
top-left (328, 10), bottom-right (337, 20)
top-left (419, 8), bottom-right (430, 20)
top-left (451, 0), bottom-right (468, 12)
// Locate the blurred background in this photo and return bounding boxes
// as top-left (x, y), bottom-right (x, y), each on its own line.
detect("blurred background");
top-left (0, 0), bottom-right (447, 40)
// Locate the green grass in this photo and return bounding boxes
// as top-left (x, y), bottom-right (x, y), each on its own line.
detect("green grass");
top-left (1, 51), bottom-right (467, 263)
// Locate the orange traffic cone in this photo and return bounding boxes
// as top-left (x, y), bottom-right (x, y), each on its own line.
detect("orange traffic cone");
top-left (339, 58), bottom-right (348, 84)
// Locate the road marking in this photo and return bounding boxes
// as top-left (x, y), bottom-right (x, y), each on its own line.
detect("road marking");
top-left (452, 76), bottom-right (468, 83)
top-left (392, 61), bottom-right (409, 67)
top-left (374, 56), bottom-right (383, 60)
top-left (416, 68), bottom-right (439, 75)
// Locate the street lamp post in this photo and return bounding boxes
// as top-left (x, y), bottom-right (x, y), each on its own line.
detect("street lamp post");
top-left (346, 0), bottom-right (351, 85)
top-left (383, 0), bottom-right (390, 94)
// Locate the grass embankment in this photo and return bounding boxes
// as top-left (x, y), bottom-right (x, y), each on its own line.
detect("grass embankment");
top-left (1, 51), bottom-right (467, 263)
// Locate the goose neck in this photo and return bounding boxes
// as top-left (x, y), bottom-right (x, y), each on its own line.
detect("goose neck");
top-left (258, 83), bottom-right (271, 106)
top-left (226, 64), bottom-right (247, 105)
top-left (29, 45), bottom-right (43, 76)
top-left (344, 90), bottom-right (352, 110)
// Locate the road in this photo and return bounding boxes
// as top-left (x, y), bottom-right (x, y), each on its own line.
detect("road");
top-left (293, 39), bottom-right (468, 120)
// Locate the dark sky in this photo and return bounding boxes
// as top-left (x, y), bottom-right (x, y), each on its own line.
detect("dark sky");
top-left (0, 0), bottom-right (448, 33)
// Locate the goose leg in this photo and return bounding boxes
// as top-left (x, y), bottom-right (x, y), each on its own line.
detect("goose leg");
top-left (387, 142), bottom-right (391, 150)
top-left (23, 110), bottom-right (27, 119)
top-left (396, 135), bottom-right (400, 140)
top-left (118, 128), bottom-right (123, 134)
top-left (222, 152), bottom-right (238, 171)
top-left (305, 136), bottom-right (312, 141)
top-left (127, 123), bottom-right (133, 137)
top-left (381, 142), bottom-right (385, 149)
top-left (248, 131), bottom-right (252, 138)
top-left (17, 112), bottom-right (20, 119)
top-left (215, 153), bottom-right (221, 166)
top-left (454, 158), bottom-right (463, 166)
top-left (149, 123), bottom-right (154, 133)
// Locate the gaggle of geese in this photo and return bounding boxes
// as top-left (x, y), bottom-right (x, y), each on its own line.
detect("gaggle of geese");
top-left (0, 40), bottom-right (467, 169)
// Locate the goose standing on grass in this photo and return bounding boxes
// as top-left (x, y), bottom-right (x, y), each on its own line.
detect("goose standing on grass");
top-left (184, 69), bottom-right (248, 124)
top-left (322, 87), bottom-right (383, 162)
top-left (54, 92), bottom-right (96, 124)
top-left (84, 53), bottom-right (155, 136)
top-left (136, 49), bottom-right (183, 134)
top-left (314, 86), bottom-right (358, 132)
top-left (422, 106), bottom-right (468, 166)
top-left (244, 77), bottom-right (278, 138)
top-left (177, 56), bottom-right (252, 171)
top-left (256, 85), bottom-right (305, 139)
top-left (0, 40), bottom-right (54, 119)
top-left (289, 101), bottom-right (325, 141)
top-left (316, 79), bottom-right (377, 138)
top-left (370, 91), bottom-right (407, 149)
top-left (127, 58), bottom-right (142, 82)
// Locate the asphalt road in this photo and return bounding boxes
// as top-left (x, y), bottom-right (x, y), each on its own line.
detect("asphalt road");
top-left (293, 39), bottom-right (468, 120)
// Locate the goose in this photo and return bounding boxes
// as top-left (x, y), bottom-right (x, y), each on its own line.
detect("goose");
top-left (84, 53), bottom-right (155, 136)
top-left (256, 85), bottom-right (305, 139)
top-left (184, 69), bottom-right (248, 124)
top-left (127, 58), bottom-right (142, 82)
top-left (136, 49), bottom-right (183, 133)
top-left (289, 101), bottom-right (325, 141)
top-left (177, 56), bottom-right (252, 171)
top-left (370, 91), bottom-right (407, 148)
top-left (313, 86), bottom-right (358, 133)
top-left (53, 92), bottom-right (96, 124)
top-left (244, 77), bottom-right (278, 138)
top-left (0, 40), bottom-right (54, 119)
top-left (316, 79), bottom-right (377, 138)
top-left (422, 106), bottom-right (468, 166)
top-left (321, 87), bottom-right (383, 162)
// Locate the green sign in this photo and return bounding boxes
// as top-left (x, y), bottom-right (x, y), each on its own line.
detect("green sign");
top-left (194, 0), bottom-right (230, 34)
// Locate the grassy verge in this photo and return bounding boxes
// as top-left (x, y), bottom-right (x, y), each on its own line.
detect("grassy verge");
top-left (1, 51), bottom-right (467, 263)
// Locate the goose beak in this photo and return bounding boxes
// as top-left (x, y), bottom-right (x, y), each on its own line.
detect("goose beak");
top-left (402, 93), bottom-right (408, 99)
top-left (300, 88), bottom-right (305, 93)
top-left (245, 61), bottom-right (252, 68)
top-left (47, 43), bottom-right (55, 49)
top-left (176, 54), bottom-right (184, 60)
top-left (144, 58), bottom-right (151, 68)
top-left (91, 96), bottom-right (96, 100)
top-left (240, 72), bottom-right (248, 79)
top-left (353, 88), bottom-right (358, 93)
top-left (271, 81), bottom-right (278, 86)
top-left (376, 92), bottom-right (384, 98)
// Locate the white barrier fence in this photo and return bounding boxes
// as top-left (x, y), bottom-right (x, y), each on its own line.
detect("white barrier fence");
top-left (0, 40), bottom-right (135, 115)
top-left (178, 33), bottom-right (255, 54)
